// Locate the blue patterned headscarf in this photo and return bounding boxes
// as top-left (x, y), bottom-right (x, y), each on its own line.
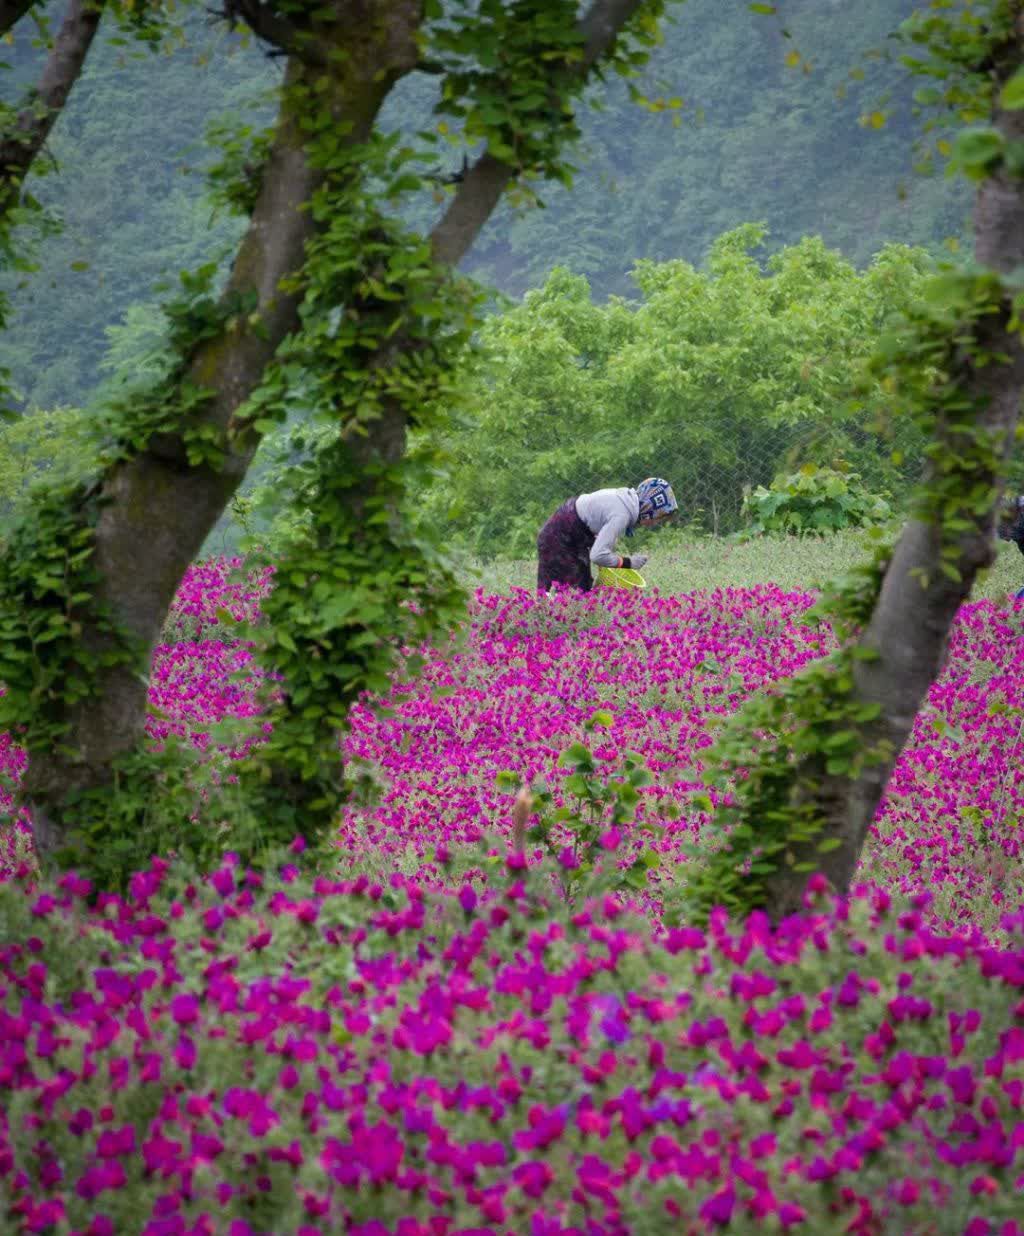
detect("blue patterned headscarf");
top-left (636, 477), bottom-right (678, 523)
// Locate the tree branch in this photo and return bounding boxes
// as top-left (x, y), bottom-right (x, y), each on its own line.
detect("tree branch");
top-left (577, 0), bottom-right (654, 64)
top-left (0, 0), bottom-right (35, 39)
top-left (213, 0), bottom-right (326, 64)
top-left (429, 151), bottom-right (516, 269)
top-left (0, 0), bottom-right (104, 218)
top-left (430, 0), bottom-right (651, 267)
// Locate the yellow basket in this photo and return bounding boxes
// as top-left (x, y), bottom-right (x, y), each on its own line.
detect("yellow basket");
top-left (596, 566), bottom-right (647, 590)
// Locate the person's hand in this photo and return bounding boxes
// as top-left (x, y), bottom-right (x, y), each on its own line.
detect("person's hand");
top-left (630, 553), bottom-right (649, 569)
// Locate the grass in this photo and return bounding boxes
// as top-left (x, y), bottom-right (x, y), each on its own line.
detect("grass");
top-left (464, 527), bottom-right (1024, 600)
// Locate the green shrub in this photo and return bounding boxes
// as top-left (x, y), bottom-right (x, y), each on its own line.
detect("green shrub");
top-left (742, 464), bottom-right (892, 536)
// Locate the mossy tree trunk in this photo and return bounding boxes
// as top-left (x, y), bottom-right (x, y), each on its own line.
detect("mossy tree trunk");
top-left (16, 0), bottom-right (659, 863)
top-left (760, 10), bottom-right (1024, 918)
top-left (23, 0), bottom-right (427, 855)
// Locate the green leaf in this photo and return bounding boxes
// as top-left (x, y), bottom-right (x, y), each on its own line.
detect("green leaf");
top-left (563, 772), bottom-right (590, 796)
top-left (951, 127), bottom-right (1005, 180)
top-left (1001, 70), bottom-right (1024, 110)
top-left (558, 742), bottom-right (593, 770)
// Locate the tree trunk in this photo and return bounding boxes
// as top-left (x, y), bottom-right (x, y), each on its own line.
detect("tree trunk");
top-left (19, 0), bottom-right (660, 860)
top-left (761, 13), bottom-right (1024, 917)
top-left (23, 0), bottom-right (425, 853)
top-left (0, 0), bottom-right (104, 219)
top-left (247, 0), bottom-right (660, 806)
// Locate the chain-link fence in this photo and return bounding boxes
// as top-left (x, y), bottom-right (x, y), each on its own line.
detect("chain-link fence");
top-left (675, 411), bottom-right (931, 537)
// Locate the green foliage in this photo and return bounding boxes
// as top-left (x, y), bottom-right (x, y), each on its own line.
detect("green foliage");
top-left (95, 301), bottom-right (174, 395)
top-left (429, 0), bottom-right (588, 180)
top-left (950, 125), bottom-right (1007, 180)
top-left (46, 733), bottom-right (340, 892)
top-left (430, 230), bottom-right (932, 557)
top-left (0, 0), bottom-right (975, 412)
top-left (205, 110), bottom-right (275, 219)
top-left (0, 477), bottom-right (130, 756)
top-left (899, 0), bottom-right (1012, 132)
top-left (497, 710), bottom-right (663, 904)
top-left (742, 463), bottom-right (892, 536)
top-left (93, 260), bottom-right (262, 472)
top-left (870, 262), bottom-right (1014, 548)
top-left (426, 0), bottom-right (668, 188)
top-left (0, 405), bottom-right (97, 519)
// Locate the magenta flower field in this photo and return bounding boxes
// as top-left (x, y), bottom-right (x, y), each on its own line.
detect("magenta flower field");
top-left (1, 559), bottom-right (1024, 1234)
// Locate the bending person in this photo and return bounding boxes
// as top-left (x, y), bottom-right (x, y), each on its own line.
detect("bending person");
top-left (536, 477), bottom-right (678, 593)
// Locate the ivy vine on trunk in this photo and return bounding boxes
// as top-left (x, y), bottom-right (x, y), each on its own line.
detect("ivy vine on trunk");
top-left (0, 0), bottom-right (678, 884)
top-left (692, 0), bottom-right (1024, 922)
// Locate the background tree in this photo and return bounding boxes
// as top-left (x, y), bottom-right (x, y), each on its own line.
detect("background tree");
top-left (0, 404), bottom-right (90, 516)
top-left (0, 0), bottom-right (179, 407)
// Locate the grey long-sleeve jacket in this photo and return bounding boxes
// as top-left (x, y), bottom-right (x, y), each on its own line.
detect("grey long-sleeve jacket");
top-left (575, 488), bottom-right (640, 567)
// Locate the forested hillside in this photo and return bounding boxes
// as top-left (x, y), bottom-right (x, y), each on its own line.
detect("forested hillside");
top-left (468, 0), bottom-right (971, 294)
top-left (1, 0), bottom-right (969, 411)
